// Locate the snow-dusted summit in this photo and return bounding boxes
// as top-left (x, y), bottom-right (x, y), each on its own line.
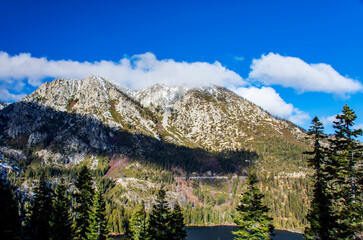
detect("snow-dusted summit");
top-left (135, 84), bottom-right (188, 109)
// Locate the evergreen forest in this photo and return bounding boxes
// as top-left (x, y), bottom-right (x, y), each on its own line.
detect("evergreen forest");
top-left (0, 105), bottom-right (362, 239)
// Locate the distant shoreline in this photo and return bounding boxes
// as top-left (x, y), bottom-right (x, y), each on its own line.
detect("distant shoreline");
top-left (187, 225), bottom-right (303, 234)
top-left (109, 225), bottom-right (303, 237)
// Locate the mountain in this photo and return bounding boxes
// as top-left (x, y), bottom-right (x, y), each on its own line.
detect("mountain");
top-left (0, 75), bottom-right (311, 233)
top-left (0, 101), bottom-right (9, 110)
top-left (3, 75), bottom-right (305, 160)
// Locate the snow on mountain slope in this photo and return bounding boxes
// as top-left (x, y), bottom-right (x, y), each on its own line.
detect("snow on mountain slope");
top-left (135, 83), bottom-right (189, 109)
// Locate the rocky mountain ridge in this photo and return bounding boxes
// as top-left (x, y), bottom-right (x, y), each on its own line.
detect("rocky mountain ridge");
top-left (0, 100), bottom-right (9, 110)
top-left (0, 75), bottom-right (311, 232)
top-left (5, 75), bottom-right (305, 163)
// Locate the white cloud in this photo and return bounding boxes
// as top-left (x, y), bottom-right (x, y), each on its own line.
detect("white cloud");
top-left (320, 116), bottom-right (362, 139)
top-left (355, 123), bottom-right (363, 130)
top-left (249, 53), bottom-right (363, 95)
top-left (234, 56), bottom-right (244, 61)
top-left (288, 109), bottom-right (310, 125)
top-left (321, 115), bottom-right (363, 130)
top-left (234, 86), bottom-right (293, 117)
top-left (321, 115), bottom-right (338, 127)
top-left (232, 86), bottom-right (310, 124)
top-left (0, 89), bottom-right (26, 102)
top-left (0, 51), bottom-right (313, 125)
top-left (0, 51), bottom-right (244, 90)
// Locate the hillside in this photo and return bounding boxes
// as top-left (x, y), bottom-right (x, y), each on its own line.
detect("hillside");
top-left (0, 75), bottom-right (311, 232)
top-left (0, 100), bottom-right (9, 110)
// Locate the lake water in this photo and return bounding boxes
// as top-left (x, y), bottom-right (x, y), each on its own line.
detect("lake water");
top-left (111, 226), bottom-right (304, 240)
top-left (186, 226), bottom-right (303, 240)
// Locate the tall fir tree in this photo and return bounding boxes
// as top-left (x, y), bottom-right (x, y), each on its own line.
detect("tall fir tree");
top-left (327, 105), bottom-right (363, 239)
top-left (122, 210), bottom-right (131, 236)
top-left (87, 188), bottom-right (109, 240)
top-left (303, 117), bottom-right (335, 240)
top-left (232, 172), bottom-right (274, 240)
top-left (147, 187), bottom-right (173, 240)
top-left (128, 201), bottom-right (148, 240)
top-left (170, 203), bottom-right (187, 240)
top-left (0, 179), bottom-right (21, 240)
top-left (27, 175), bottom-right (53, 240)
top-left (50, 180), bottom-right (73, 240)
top-left (73, 166), bottom-right (94, 240)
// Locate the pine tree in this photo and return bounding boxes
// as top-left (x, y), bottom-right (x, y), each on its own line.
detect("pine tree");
top-left (147, 187), bottom-right (173, 240)
top-left (303, 117), bottom-right (335, 240)
top-left (28, 175), bottom-right (53, 240)
top-left (232, 173), bottom-right (274, 240)
top-left (87, 188), bottom-right (109, 240)
top-left (73, 166), bottom-right (94, 240)
top-left (327, 105), bottom-right (363, 239)
top-left (128, 201), bottom-right (148, 240)
top-left (170, 203), bottom-right (187, 240)
top-left (0, 179), bottom-right (21, 240)
top-left (50, 181), bottom-right (73, 240)
top-left (122, 210), bottom-right (131, 236)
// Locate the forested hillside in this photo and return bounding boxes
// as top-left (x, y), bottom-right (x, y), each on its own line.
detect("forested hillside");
top-left (0, 76), bottom-right (312, 234)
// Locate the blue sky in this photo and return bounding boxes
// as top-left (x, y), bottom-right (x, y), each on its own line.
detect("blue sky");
top-left (1, 0), bottom-right (363, 136)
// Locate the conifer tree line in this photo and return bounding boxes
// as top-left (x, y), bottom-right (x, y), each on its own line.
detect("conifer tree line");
top-left (232, 171), bottom-right (274, 240)
top-left (230, 104), bottom-right (362, 240)
top-left (1, 166), bottom-right (187, 240)
top-left (127, 187), bottom-right (187, 240)
top-left (0, 165), bottom-right (109, 240)
top-left (304, 105), bottom-right (362, 240)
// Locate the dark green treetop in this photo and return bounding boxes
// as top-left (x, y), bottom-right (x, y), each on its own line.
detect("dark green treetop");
top-left (73, 166), bottom-right (95, 240)
top-left (147, 187), bottom-right (173, 240)
top-left (128, 201), bottom-right (148, 240)
top-left (50, 180), bottom-right (73, 240)
top-left (87, 187), bottom-right (109, 240)
top-left (0, 178), bottom-right (21, 240)
top-left (232, 173), bottom-right (274, 240)
top-left (303, 117), bottom-right (335, 240)
top-left (170, 203), bottom-right (187, 240)
top-left (328, 105), bottom-right (363, 239)
top-left (27, 175), bottom-right (53, 240)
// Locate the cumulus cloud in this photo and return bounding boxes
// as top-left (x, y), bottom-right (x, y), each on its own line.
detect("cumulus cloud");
top-left (287, 109), bottom-right (310, 125)
top-left (233, 86), bottom-right (310, 124)
top-left (249, 53), bottom-right (363, 95)
top-left (0, 51), bottom-right (244, 90)
top-left (355, 123), bottom-right (363, 130)
top-left (0, 89), bottom-right (26, 102)
top-left (321, 115), bottom-right (362, 130)
top-left (234, 86), bottom-right (293, 117)
top-left (321, 115), bottom-right (338, 127)
top-left (0, 51), bottom-right (312, 125)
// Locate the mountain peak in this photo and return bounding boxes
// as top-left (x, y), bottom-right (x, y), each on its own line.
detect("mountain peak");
top-left (5, 76), bottom-right (305, 154)
top-left (136, 83), bottom-right (189, 108)
top-left (0, 101), bottom-right (9, 110)
top-left (88, 75), bottom-right (136, 98)
top-left (0, 75), bottom-right (310, 234)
